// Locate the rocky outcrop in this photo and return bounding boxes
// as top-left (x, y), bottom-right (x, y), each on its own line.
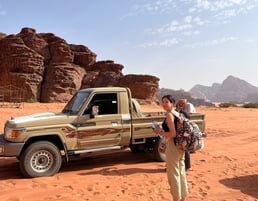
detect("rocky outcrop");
top-left (41, 63), bottom-right (86, 102)
top-left (81, 60), bottom-right (124, 88)
top-left (0, 27), bottom-right (159, 104)
top-left (69, 44), bottom-right (96, 68)
top-left (0, 32), bottom-right (7, 39)
top-left (17, 28), bottom-right (50, 65)
top-left (0, 34), bottom-right (44, 101)
top-left (119, 74), bottom-right (160, 104)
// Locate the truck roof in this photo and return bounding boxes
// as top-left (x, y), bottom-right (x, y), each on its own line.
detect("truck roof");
top-left (79, 87), bottom-right (129, 93)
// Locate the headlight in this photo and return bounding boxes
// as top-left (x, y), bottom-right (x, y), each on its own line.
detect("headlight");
top-left (4, 127), bottom-right (26, 139)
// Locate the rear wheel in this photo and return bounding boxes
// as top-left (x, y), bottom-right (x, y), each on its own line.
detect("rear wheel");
top-left (19, 141), bottom-right (62, 178)
top-left (129, 144), bottom-right (145, 153)
top-left (153, 137), bottom-right (166, 162)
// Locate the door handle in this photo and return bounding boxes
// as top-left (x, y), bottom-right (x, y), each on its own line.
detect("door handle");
top-left (111, 120), bottom-right (119, 125)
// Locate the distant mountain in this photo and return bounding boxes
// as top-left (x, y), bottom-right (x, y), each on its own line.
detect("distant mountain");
top-left (158, 88), bottom-right (214, 107)
top-left (189, 83), bottom-right (221, 101)
top-left (189, 75), bottom-right (258, 103)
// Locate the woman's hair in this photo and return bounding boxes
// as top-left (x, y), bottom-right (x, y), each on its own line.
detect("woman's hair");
top-left (162, 95), bottom-right (175, 105)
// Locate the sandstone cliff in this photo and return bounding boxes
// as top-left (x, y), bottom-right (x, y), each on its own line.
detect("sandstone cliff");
top-left (0, 28), bottom-right (159, 104)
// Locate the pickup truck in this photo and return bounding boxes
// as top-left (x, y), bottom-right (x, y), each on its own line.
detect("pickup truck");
top-left (0, 87), bottom-right (205, 178)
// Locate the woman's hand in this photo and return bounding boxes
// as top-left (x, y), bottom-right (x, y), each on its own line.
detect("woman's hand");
top-left (153, 127), bottom-right (164, 136)
top-left (153, 128), bottom-right (159, 135)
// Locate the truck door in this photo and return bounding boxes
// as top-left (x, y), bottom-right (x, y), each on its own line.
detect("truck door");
top-left (76, 93), bottom-right (124, 149)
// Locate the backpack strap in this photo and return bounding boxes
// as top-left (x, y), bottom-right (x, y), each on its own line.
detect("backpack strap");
top-left (171, 110), bottom-right (180, 118)
top-left (171, 110), bottom-right (181, 131)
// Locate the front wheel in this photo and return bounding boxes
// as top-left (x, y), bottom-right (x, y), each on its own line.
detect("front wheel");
top-left (19, 141), bottom-right (62, 178)
top-left (153, 137), bottom-right (166, 162)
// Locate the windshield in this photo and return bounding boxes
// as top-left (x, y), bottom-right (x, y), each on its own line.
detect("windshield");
top-left (62, 91), bottom-right (90, 115)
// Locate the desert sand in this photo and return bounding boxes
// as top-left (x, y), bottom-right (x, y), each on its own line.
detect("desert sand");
top-left (0, 103), bottom-right (257, 201)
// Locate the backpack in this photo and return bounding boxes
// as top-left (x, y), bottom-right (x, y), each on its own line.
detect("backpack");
top-left (172, 110), bottom-right (205, 152)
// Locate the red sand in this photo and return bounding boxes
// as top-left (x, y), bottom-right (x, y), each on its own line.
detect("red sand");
top-left (0, 103), bottom-right (257, 201)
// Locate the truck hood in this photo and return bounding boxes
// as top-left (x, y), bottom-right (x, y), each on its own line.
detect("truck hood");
top-left (6, 112), bottom-right (75, 128)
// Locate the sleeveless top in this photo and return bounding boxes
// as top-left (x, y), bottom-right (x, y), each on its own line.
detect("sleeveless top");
top-left (162, 115), bottom-right (177, 145)
top-left (162, 112), bottom-right (178, 132)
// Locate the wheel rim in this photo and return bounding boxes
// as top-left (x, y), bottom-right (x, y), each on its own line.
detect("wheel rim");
top-left (30, 150), bottom-right (54, 173)
top-left (158, 137), bottom-right (167, 162)
top-left (159, 151), bottom-right (166, 161)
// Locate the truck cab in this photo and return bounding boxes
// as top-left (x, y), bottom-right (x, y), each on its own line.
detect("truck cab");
top-left (62, 87), bottom-right (133, 152)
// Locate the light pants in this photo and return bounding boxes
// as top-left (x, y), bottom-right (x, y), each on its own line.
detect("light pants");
top-left (165, 138), bottom-right (188, 200)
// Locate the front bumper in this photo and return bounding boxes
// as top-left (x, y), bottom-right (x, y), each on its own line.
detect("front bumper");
top-left (0, 134), bottom-right (24, 157)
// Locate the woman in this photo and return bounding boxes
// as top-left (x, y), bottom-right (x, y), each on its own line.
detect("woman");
top-left (153, 95), bottom-right (188, 201)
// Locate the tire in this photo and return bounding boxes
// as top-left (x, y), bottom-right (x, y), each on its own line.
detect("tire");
top-left (153, 137), bottom-right (166, 162)
top-left (19, 141), bottom-right (62, 178)
top-left (129, 144), bottom-right (145, 153)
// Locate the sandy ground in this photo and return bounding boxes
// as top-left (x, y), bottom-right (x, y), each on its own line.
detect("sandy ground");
top-left (0, 103), bottom-right (258, 201)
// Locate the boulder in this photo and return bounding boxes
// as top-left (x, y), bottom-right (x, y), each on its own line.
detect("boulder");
top-left (81, 60), bottom-right (124, 88)
top-left (69, 44), bottom-right (96, 67)
top-left (119, 74), bottom-right (160, 104)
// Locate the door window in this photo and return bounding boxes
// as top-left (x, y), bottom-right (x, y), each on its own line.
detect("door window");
top-left (84, 93), bottom-right (118, 115)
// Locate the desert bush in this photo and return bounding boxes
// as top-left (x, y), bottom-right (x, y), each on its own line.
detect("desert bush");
top-left (26, 98), bottom-right (38, 103)
top-left (242, 102), bottom-right (258, 108)
top-left (218, 102), bottom-right (238, 108)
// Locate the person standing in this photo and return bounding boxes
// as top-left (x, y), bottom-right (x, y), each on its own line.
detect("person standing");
top-left (153, 95), bottom-right (188, 201)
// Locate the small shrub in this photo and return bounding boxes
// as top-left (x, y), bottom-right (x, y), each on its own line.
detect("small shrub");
top-left (218, 102), bottom-right (238, 108)
top-left (26, 98), bottom-right (38, 103)
top-left (242, 102), bottom-right (258, 108)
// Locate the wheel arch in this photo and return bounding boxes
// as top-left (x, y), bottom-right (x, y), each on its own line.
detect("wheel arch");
top-left (18, 135), bottom-right (66, 159)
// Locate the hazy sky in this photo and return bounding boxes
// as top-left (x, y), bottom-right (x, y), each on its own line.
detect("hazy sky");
top-left (1, 0), bottom-right (258, 90)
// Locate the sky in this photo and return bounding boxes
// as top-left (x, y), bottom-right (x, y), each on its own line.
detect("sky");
top-left (1, 0), bottom-right (258, 91)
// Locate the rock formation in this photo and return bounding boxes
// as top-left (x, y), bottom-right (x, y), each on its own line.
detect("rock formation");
top-left (0, 27), bottom-right (159, 104)
top-left (189, 75), bottom-right (258, 103)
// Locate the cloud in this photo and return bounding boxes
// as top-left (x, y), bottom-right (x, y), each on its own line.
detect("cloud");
top-left (129, 0), bottom-right (177, 15)
top-left (128, 0), bottom-right (258, 16)
top-left (146, 14), bottom-right (205, 36)
top-left (183, 30), bottom-right (200, 36)
top-left (189, 36), bottom-right (239, 47)
top-left (190, 0), bottom-right (258, 20)
top-left (128, 0), bottom-right (256, 49)
top-left (139, 38), bottom-right (179, 48)
top-left (194, 17), bottom-right (205, 25)
top-left (193, 0), bottom-right (243, 11)
top-left (184, 15), bottom-right (192, 23)
top-left (124, 0), bottom-right (258, 29)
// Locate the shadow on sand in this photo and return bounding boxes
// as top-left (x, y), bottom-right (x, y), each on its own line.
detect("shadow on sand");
top-left (0, 149), bottom-right (163, 179)
top-left (60, 149), bottom-right (164, 175)
top-left (219, 174), bottom-right (258, 199)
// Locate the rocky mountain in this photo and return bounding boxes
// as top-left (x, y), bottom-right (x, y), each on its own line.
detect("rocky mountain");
top-left (158, 88), bottom-right (214, 107)
top-left (189, 75), bottom-right (258, 103)
top-left (0, 27), bottom-right (159, 104)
